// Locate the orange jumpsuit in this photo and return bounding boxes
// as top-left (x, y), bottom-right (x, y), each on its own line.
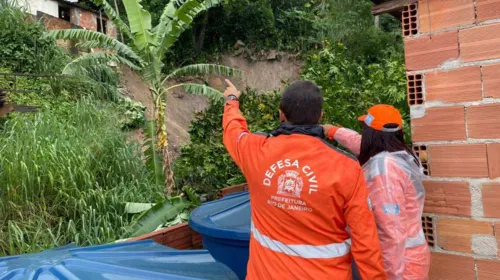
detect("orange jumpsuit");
top-left (223, 100), bottom-right (386, 280)
top-left (333, 128), bottom-right (431, 280)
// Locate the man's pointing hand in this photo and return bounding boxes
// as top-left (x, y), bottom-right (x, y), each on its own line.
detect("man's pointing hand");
top-left (224, 79), bottom-right (241, 99)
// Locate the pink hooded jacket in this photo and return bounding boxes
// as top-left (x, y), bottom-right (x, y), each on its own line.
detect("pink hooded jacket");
top-left (334, 128), bottom-right (430, 280)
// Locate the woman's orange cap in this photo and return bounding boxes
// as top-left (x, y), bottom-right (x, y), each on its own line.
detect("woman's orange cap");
top-left (358, 104), bottom-right (403, 132)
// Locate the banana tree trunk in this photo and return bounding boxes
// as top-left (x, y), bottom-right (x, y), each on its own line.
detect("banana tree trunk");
top-left (152, 87), bottom-right (175, 196)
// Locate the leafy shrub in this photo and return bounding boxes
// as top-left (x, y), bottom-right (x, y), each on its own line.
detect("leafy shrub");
top-left (174, 89), bottom-right (281, 197)
top-left (118, 97), bottom-right (147, 129)
top-left (0, 3), bottom-right (121, 102)
top-left (0, 102), bottom-right (162, 256)
top-left (302, 43), bottom-right (410, 140)
top-left (223, 0), bottom-right (277, 47)
top-left (0, 1), bottom-right (69, 74)
top-left (174, 44), bottom-right (408, 196)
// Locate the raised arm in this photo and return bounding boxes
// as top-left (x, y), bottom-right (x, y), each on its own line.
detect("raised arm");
top-left (222, 80), bottom-right (265, 170)
top-left (223, 99), bottom-right (249, 168)
top-left (344, 168), bottom-right (387, 280)
top-left (323, 125), bottom-right (362, 156)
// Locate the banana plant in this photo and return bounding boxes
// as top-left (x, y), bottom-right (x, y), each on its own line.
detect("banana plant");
top-left (45, 0), bottom-right (240, 195)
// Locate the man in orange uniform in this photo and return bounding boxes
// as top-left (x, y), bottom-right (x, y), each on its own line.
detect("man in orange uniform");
top-left (222, 79), bottom-right (386, 280)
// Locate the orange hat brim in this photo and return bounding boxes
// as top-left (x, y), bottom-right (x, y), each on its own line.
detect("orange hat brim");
top-left (358, 115), bottom-right (367, 122)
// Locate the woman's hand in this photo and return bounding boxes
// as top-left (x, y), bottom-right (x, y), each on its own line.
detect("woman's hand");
top-left (321, 124), bottom-right (334, 138)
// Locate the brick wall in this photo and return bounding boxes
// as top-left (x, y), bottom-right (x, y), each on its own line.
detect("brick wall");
top-left (39, 6), bottom-right (117, 39)
top-left (38, 12), bottom-right (80, 50)
top-left (74, 8), bottom-right (117, 39)
top-left (404, 1), bottom-right (500, 278)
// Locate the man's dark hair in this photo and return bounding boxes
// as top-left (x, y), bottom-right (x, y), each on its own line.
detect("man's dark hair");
top-left (279, 81), bottom-right (323, 125)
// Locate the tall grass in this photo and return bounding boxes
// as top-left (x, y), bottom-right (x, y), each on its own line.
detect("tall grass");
top-left (0, 101), bottom-right (163, 256)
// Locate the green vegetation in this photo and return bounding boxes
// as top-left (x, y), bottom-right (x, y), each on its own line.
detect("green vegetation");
top-left (49, 0), bottom-right (239, 196)
top-left (175, 89), bottom-right (281, 196)
top-left (0, 1), bottom-right (68, 73)
top-left (1, 0), bottom-right (407, 256)
top-left (175, 43), bottom-right (407, 196)
top-left (0, 2), bottom-right (163, 256)
top-left (157, 0), bottom-right (402, 68)
top-left (0, 101), bottom-right (163, 256)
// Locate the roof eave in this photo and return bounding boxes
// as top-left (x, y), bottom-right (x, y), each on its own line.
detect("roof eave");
top-left (370, 0), bottom-right (418, 19)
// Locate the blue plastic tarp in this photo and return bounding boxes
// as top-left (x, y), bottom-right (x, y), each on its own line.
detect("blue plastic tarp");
top-left (0, 240), bottom-right (238, 280)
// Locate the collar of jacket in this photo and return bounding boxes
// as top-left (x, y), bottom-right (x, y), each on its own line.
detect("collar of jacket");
top-left (269, 124), bottom-right (325, 139)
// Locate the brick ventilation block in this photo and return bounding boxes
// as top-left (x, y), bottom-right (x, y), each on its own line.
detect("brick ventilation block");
top-left (407, 74), bottom-right (424, 106)
top-left (413, 145), bottom-right (430, 176)
top-left (402, 3), bottom-right (419, 37)
top-left (421, 216), bottom-right (435, 247)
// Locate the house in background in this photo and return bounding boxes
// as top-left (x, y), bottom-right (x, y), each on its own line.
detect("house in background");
top-left (16, 0), bottom-right (117, 38)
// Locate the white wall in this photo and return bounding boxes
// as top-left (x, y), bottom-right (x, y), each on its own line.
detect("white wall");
top-left (14, 0), bottom-right (59, 17)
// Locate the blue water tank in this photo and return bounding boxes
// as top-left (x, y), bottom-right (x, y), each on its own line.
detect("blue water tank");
top-left (0, 240), bottom-right (238, 280)
top-left (189, 191), bottom-right (362, 280)
top-left (189, 192), bottom-right (250, 280)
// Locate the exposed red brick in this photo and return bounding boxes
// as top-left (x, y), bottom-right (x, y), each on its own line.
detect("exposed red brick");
top-left (411, 106), bottom-right (466, 142)
top-left (460, 23), bottom-right (500, 62)
top-left (467, 104), bottom-right (500, 139)
top-left (483, 64), bottom-right (500, 98)
top-left (488, 144), bottom-right (500, 179)
top-left (419, 0), bottom-right (475, 33)
top-left (429, 252), bottom-right (475, 280)
top-left (425, 67), bottom-right (482, 103)
top-left (476, 0), bottom-right (500, 22)
top-left (437, 218), bottom-right (493, 253)
top-left (423, 181), bottom-right (471, 216)
top-left (107, 22), bottom-right (118, 39)
top-left (78, 9), bottom-right (97, 32)
top-left (42, 15), bottom-right (72, 30)
top-left (429, 144), bottom-right (489, 178)
top-left (405, 31), bottom-right (459, 71)
top-left (477, 259), bottom-right (500, 280)
top-left (482, 183), bottom-right (500, 218)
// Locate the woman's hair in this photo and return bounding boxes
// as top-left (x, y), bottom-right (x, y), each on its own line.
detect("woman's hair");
top-left (358, 123), bottom-right (420, 167)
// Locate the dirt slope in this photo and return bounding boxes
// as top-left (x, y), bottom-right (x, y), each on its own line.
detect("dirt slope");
top-left (120, 53), bottom-right (302, 159)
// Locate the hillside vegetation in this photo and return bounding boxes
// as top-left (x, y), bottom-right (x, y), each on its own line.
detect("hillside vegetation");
top-left (0, 0), bottom-right (405, 256)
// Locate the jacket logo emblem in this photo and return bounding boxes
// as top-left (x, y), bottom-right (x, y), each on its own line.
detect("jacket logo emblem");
top-left (277, 170), bottom-right (303, 198)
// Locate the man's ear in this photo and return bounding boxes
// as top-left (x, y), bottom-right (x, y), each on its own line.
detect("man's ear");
top-left (318, 111), bottom-right (324, 122)
top-left (279, 109), bottom-right (287, 123)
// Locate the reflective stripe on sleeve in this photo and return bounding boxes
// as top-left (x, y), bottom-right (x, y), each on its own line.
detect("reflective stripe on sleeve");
top-left (237, 132), bottom-right (248, 143)
top-left (405, 230), bottom-right (426, 248)
top-left (251, 222), bottom-right (351, 259)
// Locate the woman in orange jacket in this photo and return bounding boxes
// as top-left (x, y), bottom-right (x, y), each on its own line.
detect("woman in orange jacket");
top-left (323, 104), bottom-right (430, 280)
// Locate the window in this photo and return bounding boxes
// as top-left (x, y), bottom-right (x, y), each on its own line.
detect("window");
top-left (97, 18), bottom-right (107, 34)
top-left (58, 6), bottom-right (71, 22)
